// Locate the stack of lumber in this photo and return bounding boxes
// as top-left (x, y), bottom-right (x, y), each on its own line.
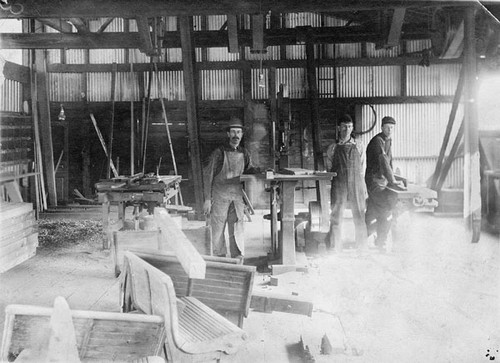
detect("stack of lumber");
top-left (0, 202), bottom-right (38, 273)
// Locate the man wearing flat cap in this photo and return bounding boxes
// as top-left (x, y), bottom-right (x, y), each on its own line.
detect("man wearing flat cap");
top-left (203, 117), bottom-right (260, 261)
top-left (325, 114), bottom-right (367, 253)
top-left (364, 116), bottom-right (401, 250)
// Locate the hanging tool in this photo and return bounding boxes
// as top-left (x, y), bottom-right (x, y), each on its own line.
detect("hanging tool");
top-left (154, 61), bottom-right (184, 205)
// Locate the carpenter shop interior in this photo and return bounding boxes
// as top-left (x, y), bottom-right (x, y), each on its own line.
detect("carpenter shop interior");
top-left (0, 0), bottom-right (500, 362)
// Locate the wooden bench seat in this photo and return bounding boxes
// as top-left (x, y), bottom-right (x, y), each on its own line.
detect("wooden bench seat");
top-left (0, 297), bottom-right (166, 362)
top-left (121, 251), bottom-right (248, 362)
top-left (129, 250), bottom-right (256, 328)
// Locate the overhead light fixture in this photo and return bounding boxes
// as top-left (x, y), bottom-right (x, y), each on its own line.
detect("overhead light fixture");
top-left (58, 104), bottom-right (66, 121)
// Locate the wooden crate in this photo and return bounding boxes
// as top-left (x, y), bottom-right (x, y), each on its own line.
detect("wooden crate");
top-left (0, 202), bottom-right (38, 273)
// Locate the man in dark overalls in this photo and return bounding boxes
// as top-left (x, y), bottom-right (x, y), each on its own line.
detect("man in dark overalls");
top-left (365, 116), bottom-right (401, 250)
top-left (203, 117), bottom-right (260, 260)
top-left (326, 114), bottom-right (367, 253)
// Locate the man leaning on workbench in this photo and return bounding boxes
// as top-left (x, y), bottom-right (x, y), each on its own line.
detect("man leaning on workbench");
top-left (364, 116), bottom-right (404, 251)
top-left (203, 117), bottom-right (261, 262)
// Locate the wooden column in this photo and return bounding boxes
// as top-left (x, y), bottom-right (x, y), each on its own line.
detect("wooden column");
top-left (463, 6), bottom-right (481, 243)
top-left (34, 48), bottom-right (57, 207)
top-left (242, 63), bottom-right (252, 129)
top-left (305, 33), bottom-right (324, 172)
top-left (179, 16), bottom-right (204, 215)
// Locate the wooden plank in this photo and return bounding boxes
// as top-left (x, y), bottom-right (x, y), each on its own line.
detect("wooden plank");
top-left (46, 297), bottom-right (80, 363)
top-left (4, 180), bottom-right (23, 202)
top-left (38, 18), bottom-right (73, 33)
top-left (35, 49), bottom-right (57, 207)
top-left (135, 17), bottom-right (157, 56)
top-left (0, 202), bottom-right (33, 220)
top-left (0, 226), bottom-right (37, 248)
top-left (0, 234), bottom-right (37, 273)
top-left (250, 291), bottom-right (313, 317)
top-left (154, 208), bottom-right (206, 279)
top-left (386, 7), bottom-right (406, 47)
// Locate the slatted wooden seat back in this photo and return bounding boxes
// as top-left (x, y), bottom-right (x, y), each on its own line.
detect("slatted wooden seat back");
top-left (121, 251), bottom-right (248, 362)
top-left (129, 250), bottom-right (256, 328)
top-left (0, 303), bottom-right (165, 362)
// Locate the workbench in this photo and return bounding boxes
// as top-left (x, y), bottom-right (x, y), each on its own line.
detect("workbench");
top-left (95, 174), bottom-right (183, 248)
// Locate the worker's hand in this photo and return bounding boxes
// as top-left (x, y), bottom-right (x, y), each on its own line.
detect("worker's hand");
top-left (203, 200), bottom-right (212, 215)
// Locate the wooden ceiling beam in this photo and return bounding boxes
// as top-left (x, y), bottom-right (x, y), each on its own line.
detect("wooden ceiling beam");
top-left (0, 0), bottom-right (476, 19)
top-left (0, 24), bottom-right (432, 50)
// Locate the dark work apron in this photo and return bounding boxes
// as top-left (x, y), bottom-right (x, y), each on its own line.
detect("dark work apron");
top-left (330, 142), bottom-right (366, 212)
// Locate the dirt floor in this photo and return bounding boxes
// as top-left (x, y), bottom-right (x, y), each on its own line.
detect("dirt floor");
top-left (0, 211), bottom-right (499, 363)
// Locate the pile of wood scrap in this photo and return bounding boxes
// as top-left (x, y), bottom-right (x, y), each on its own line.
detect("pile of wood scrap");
top-left (0, 202), bottom-right (38, 273)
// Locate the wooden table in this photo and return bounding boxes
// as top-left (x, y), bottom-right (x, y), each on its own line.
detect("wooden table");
top-left (96, 174), bottom-right (182, 248)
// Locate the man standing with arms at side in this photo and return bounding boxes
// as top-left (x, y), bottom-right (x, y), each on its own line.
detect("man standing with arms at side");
top-left (325, 114), bottom-right (367, 253)
top-left (203, 117), bottom-right (260, 261)
top-left (364, 116), bottom-right (401, 251)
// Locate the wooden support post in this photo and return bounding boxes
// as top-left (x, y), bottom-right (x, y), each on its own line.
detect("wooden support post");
top-left (154, 208), bottom-right (206, 279)
top-left (227, 15), bottom-right (239, 53)
top-left (242, 63), bottom-right (252, 131)
top-left (179, 16), bottom-right (204, 215)
top-left (34, 48), bottom-right (57, 207)
top-left (305, 32), bottom-right (324, 173)
top-left (463, 7), bottom-right (481, 242)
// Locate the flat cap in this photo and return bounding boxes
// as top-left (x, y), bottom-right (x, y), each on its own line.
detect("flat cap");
top-left (381, 116), bottom-right (396, 125)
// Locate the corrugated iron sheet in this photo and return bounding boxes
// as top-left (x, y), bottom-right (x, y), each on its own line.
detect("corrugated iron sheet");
top-left (0, 79), bottom-right (22, 112)
top-left (285, 45), bottom-right (305, 60)
top-left (407, 64), bottom-right (461, 96)
top-left (336, 66), bottom-right (400, 97)
top-left (148, 70), bottom-right (185, 101)
top-left (284, 12), bottom-right (321, 27)
top-left (358, 103), bottom-right (464, 188)
top-left (324, 43), bottom-right (362, 59)
top-left (366, 43), bottom-right (401, 58)
top-left (165, 49), bottom-right (182, 63)
top-left (207, 15), bottom-right (227, 30)
top-left (89, 49), bottom-right (126, 64)
top-left (48, 73), bottom-right (82, 102)
top-left (206, 47), bottom-right (240, 62)
top-left (200, 69), bottom-right (241, 100)
top-left (405, 39), bottom-right (432, 53)
top-left (277, 68), bottom-right (306, 99)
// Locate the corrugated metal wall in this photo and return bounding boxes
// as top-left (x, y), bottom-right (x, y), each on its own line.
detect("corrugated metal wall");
top-left (336, 66), bottom-right (401, 97)
top-left (0, 78), bottom-right (22, 112)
